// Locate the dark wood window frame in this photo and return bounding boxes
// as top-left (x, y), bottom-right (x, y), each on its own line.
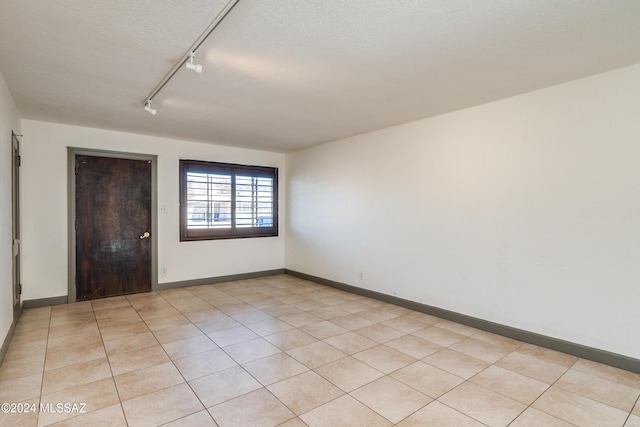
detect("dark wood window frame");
top-left (180, 159), bottom-right (278, 241)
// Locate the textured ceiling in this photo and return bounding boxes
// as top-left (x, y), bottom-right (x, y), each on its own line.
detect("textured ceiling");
top-left (1, 1), bottom-right (640, 152)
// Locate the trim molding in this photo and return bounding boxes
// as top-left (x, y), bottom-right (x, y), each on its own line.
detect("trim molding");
top-left (0, 317), bottom-right (18, 366)
top-left (156, 269), bottom-right (286, 291)
top-left (285, 269), bottom-right (640, 374)
top-left (23, 296), bottom-right (68, 309)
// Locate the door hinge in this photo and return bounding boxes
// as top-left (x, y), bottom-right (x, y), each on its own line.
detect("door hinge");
top-left (15, 155), bottom-right (21, 167)
top-left (19, 283), bottom-right (22, 295)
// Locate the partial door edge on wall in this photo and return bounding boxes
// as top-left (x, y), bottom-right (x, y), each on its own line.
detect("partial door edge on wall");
top-left (11, 132), bottom-right (22, 320)
top-left (67, 148), bottom-right (158, 303)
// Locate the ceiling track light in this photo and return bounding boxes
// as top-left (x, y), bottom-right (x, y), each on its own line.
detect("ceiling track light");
top-left (186, 51), bottom-right (203, 73)
top-left (144, 99), bottom-right (157, 115)
top-left (141, 0), bottom-right (240, 114)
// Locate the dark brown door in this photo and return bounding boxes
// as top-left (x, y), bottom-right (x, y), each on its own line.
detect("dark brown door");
top-left (75, 155), bottom-right (152, 300)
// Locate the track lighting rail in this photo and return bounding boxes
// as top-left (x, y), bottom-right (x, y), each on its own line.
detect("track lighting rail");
top-left (142, 0), bottom-right (240, 114)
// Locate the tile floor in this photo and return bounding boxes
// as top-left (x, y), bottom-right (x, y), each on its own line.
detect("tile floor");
top-left (1, 274), bottom-right (639, 427)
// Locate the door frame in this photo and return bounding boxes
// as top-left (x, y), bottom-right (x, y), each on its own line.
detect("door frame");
top-left (11, 132), bottom-right (21, 320)
top-left (67, 148), bottom-right (158, 302)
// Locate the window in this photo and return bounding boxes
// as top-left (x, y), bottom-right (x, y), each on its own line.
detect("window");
top-left (180, 160), bottom-right (278, 241)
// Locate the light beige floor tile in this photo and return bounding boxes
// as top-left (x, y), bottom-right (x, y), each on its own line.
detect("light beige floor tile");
top-left (194, 316), bottom-right (242, 334)
top-left (514, 344), bottom-right (577, 368)
top-left (4, 340), bottom-right (48, 362)
top-left (42, 357), bottom-right (112, 395)
top-left (355, 324), bottom-right (406, 343)
top-left (279, 312), bottom-right (323, 328)
top-left (189, 366), bottom-right (262, 408)
top-left (532, 386), bottom-right (628, 427)
top-left (99, 321), bottom-right (150, 341)
top-left (330, 314), bottom-right (375, 331)
top-left (411, 326), bottom-right (467, 347)
top-left (242, 353), bottom-right (308, 386)
top-left (0, 354), bottom-right (45, 381)
top-left (152, 323), bottom-right (203, 344)
top-left (463, 330), bottom-right (521, 349)
top-left (307, 306), bottom-right (350, 320)
top-left (114, 361), bottom-right (185, 401)
top-left (263, 328), bottom-right (317, 351)
top-left (300, 394), bottom-right (392, 427)
top-left (46, 403), bottom-right (127, 427)
top-left (470, 365), bottom-right (549, 405)
top-left (91, 295), bottom-right (131, 311)
top-left (10, 327), bottom-right (49, 344)
top-left (334, 300), bottom-right (370, 314)
top-left (173, 348), bottom-right (238, 381)
top-left (509, 407), bottom-right (574, 427)
top-left (381, 315), bottom-right (430, 334)
top-left (104, 332), bottom-right (159, 356)
top-left (278, 295), bottom-right (314, 306)
top-left (397, 400), bottom-right (485, 427)
top-left (143, 313), bottom-right (191, 331)
top-left (555, 368), bottom-right (640, 412)
top-left (229, 309), bottom-right (273, 325)
top-left (108, 345), bottom-right (170, 376)
top-left (385, 334), bottom-right (442, 359)
top-left (48, 321), bottom-right (99, 339)
top-left (433, 320), bottom-right (479, 337)
top-left (93, 306), bottom-right (139, 322)
top-left (223, 337), bottom-right (282, 364)
top-left (0, 372), bottom-right (42, 402)
top-left (626, 415), bottom-right (640, 427)
top-left (572, 359), bottom-right (640, 389)
top-left (218, 303), bottom-right (256, 315)
top-left (209, 388), bottom-right (294, 427)
top-left (496, 351), bottom-right (569, 384)
top-left (267, 371), bottom-right (343, 415)
top-left (300, 321), bottom-right (348, 340)
top-left (14, 318), bottom-right (51, 333)
top-left (49, 313), bottom-right (95, 328)
top-left (357, 308), bottom-right (401, 323)
top-left (163, 410), bottom-right (219, 427)
top-left (286, 341), bottom-right (347, 369)
top-left (439, 382), bottom-right (526, 427)
top-left (7, 275), bottom-right (638, 427)
top-left (162, 335), bottom-right (218, 360)
top-left (245, 318), bottom-right (294, 336)
top-left (351, 376), bottom-right (431, 423)
top-left (0, 397), bottom-right (39, 427)
top-left (170, 299), bottom-right (213, 314)
top-left (323, 332), bottom-right (378, 355)
top-left (183, 308), bottom-right (226, 323)
top-left (206, 325), bottom-right (259, 347)
top-left (450, 337), bottom-right (514, 364)
top-left (315, 356), bottom-right (384, 392)
top-left (392, 361), bottom-right (464, 398)
top-left (260, 305), bottom-right (302, 318)
top-left (353, 345), bottom-right (416, 374)
top-left (44, 342), bottom-right (106, 371)
top-left (38, 378), bottom-right (120, 426)
top-left (96, 312), bottom-right (144, 329)
top-left (20, 306), bottom-right (52, 320)
top-left (424, 349), bottom-right (489, 380)
top-left (122, 383), bottom-right (204, 427)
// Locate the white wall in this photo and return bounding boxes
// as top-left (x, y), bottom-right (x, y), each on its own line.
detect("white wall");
top-left (0, 72), bottom-right (21, 342)
top-left (286, 63), bottom-right (640, 359)
top-left (21, 121), bottom-right (285, 301)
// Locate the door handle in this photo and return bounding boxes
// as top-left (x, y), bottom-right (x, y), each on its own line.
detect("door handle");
top-left (139, 232), bottom-right (150, 240)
